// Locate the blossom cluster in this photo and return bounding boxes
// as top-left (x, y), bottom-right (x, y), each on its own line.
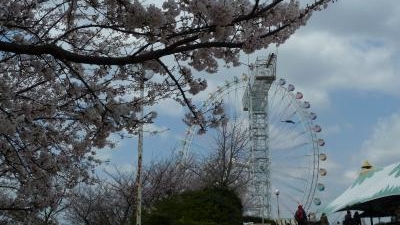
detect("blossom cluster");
top-left (0, 0), bottom-right (331, 222)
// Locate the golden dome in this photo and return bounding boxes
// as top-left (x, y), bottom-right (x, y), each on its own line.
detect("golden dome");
top-left (361, 160), bottom-right (372, 169)
top-left (360, 160), bottom-right (373, 175)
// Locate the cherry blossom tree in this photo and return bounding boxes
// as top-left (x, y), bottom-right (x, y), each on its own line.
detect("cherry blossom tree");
top-left (0, 0), bottom-right (331, 222)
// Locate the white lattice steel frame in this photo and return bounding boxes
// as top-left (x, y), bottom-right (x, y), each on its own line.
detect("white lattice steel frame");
top-left (242, 53), bottom-right (277, 219)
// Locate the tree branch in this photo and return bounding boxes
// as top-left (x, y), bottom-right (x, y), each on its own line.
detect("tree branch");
top-left (0, 40), bottom-right (242, 65)
top-left (156, 58), bottom-right (206, 131)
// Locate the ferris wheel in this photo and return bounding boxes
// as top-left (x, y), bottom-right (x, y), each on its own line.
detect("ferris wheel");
top-left (180, 54), bottom-right (327, 219)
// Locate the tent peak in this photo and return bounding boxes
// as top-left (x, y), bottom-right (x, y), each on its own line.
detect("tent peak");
top-left (360, 160), bottom-right (373, 174)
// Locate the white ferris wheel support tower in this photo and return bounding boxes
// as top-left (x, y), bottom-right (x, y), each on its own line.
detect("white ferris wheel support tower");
top-left (242, 53), bottom-right (277, 219)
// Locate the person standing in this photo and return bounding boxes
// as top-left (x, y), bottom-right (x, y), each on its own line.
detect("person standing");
top-left (295, 205), bottom-right (308, 225)
top-left (353, 212), bottom-right (361, 225)
top-left (343, 210), bottom-right (354, 225)
top-left (320, 213), bottom-right (329, 225)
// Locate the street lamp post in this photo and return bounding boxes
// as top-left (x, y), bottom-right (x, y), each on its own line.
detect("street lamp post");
top-left (275, 189), bottom-right (280, 222)
top-left (262, 196), bottom-right (265, 225)
top-left (135, 70), bottom-right (154, 225)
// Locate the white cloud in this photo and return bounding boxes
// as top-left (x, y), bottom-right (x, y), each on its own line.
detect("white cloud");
top-left (343, 169), bottom-right (358, 183)
top-left (359, 112), bottom-right (400, 166)
top-left (144, 123), bottom-right (170, 139)
top-left (321, 124), bottom-right (342, 136)
top-left (102, 163), bottom-right (136, 175)
top-left (303, 0), bottom-right (400, 42)
top-left (281, 31), bottom-right (399, 95)
top-left (152, 98), bottom-right (185, 117)
top-left (95, 148), bottom-right (113, 162)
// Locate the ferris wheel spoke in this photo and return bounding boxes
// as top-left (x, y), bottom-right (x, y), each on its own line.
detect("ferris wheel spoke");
top-left (271, 165), bottom-right (311, 179)
top-left (272, 176), bottom-right (306, 194)
top-left (270, 126), bottom-right (311, 149)
top-left (271, 159), bottom-right (312, 168)
top-left (271, 123), bottom-right (302, 141)
top-left (270, 101), bottom-right (296, 124)
top-left (271, 132), bottom-right (309, 149)
top-left (271, 172), bottom-right (309, 183)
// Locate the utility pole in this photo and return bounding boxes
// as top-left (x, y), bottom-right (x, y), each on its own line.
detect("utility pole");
top-left (135, 70), bottom-right (153, 225)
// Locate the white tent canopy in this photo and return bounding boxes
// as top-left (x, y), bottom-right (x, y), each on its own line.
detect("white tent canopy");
top-left (323, 161), bottom-right (400, 216)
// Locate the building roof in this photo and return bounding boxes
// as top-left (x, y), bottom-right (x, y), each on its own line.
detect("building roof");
top-left (323, 161), bottom-right (400, 216)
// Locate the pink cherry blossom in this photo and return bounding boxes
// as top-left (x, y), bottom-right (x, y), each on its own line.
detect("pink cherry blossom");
top-left (0, 0), bottom-right (331, 222)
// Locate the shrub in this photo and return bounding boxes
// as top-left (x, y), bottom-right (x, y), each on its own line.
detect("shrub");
top-left (143, 187), bottom-right (243, 225)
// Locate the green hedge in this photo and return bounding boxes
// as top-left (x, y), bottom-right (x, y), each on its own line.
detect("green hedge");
top-left (143, 187), bottom-right (243, 225)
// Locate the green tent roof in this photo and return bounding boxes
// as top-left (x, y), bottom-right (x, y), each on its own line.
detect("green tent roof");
top-left (323, 161), bottom-right (400, 216)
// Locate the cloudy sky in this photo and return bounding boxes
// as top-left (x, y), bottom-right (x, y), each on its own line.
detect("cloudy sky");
top-left (97, 0), bottom-right (400, 221)
top-left (275, 0), bottom-right (400, 220)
